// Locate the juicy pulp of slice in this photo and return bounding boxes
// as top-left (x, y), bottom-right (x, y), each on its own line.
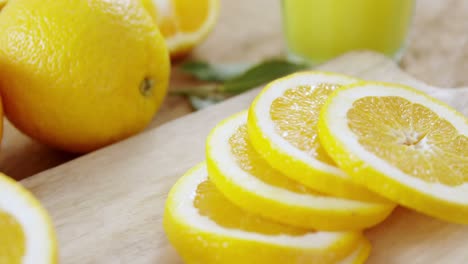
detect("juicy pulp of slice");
top-left (0, 211), bottom-right (25, 264)
top-left (194, 179), bottom-right (310, 236)
top-left (229, 124), bottom-right (319, 195)
top-left (173, 0), bottom-right (210, 33)
top-left (154, 0), bottom-right (211, 37)
top-left (270, 83), bottom-right (341, 165)
top-left (347, 96), bottom-right (468, 186)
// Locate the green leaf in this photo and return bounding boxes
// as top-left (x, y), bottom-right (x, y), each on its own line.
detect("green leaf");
top-left (170, 84), bottom-right (220, 97)
top-left (220, 59), bottom-right (308, 93)
top-left (173, 58), bottom-right (309, 111)
top-left (180, 61), bottom-right (251, 82)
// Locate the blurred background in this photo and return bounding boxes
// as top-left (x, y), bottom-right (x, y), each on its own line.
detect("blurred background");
top-left (195, 0), bottom-right (467, 87)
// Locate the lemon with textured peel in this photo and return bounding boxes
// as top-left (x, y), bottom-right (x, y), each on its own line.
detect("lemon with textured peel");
top-left (0, 173), bottom-right (57, 263)
top-left (248, 71), bottom-right (387, 201)
top-left (318, 82), bottom-right (468, 224)
top-left (149, 0), bottom-right (220, 57)
top-left (0, 0), bottom-right (170, 153)
top-left (206, 111), bottom-right (394, 231)
top-left (164, 163), bottom-right (368, 264)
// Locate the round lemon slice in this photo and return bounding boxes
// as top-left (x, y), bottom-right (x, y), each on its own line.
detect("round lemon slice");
top-left (206, 111), bottom-right (394, 230)
top-left (164, 163), bottom-right (369, 264)
top-left (248, 71), bottom-right (384, 200)
top-left (0, 173), bottom-right (57, 263)
top-left (318, 82), bottom-right (468, 224)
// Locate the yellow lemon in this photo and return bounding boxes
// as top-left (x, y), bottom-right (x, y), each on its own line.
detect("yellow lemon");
top-left (147, 0), bottom-right (220, 58)
top-left (0, 173), bottom-right (57, 263)
top-left (206, 111), bottom-right (394, 231)
top-left (318, 82), bottom-right (468, 224)
top-left (164, 163), bottom-right (371, 264)
top-left (248, 71), bottom-right (386, 201)
top-left (0, 0), bottom-right (170, 153)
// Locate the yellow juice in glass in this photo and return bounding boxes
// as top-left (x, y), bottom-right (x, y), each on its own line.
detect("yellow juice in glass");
top-left (282, 0), bottom-right (415, 64)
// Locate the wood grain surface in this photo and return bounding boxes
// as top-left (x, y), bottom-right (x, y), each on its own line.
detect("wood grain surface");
top-left (1, 0), bottom-right (467, 180)
top-left (21, 51), bottom-right (468, 263)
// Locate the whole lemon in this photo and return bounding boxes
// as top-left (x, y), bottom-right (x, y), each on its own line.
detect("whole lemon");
top-left (0, 0), bottom-right (170, 153)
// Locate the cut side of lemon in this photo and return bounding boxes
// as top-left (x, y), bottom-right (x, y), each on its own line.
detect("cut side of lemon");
top-left (164, 163), bottom-right (369, 264)
top-left (248, 71), bottom-right (387, 201)
top-left (0, 173), bottom-right (57, 264)
top-left (318, 82), bottom-right (468, 224)
top-left (149, 0), bottom-right (219, 57)
top-left (206, 111), bottom-right (394, 231)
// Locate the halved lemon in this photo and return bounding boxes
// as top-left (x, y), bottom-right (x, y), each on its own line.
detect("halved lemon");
top-left (318, 82), bottom-right (468, 224)
top-left (164, 163), bottom-right (370, 264)
top-left (0, 173), bottom-right (57, 263)
top-left (248, 71), bottom-right (386, 201)
top-left (148, 0), bottom-right (220, 57)
top-left (206, 111), bottom-right (394, 230)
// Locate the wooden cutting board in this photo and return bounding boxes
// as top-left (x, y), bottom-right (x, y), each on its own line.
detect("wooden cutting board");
top-left (21, 51), bottom-right (468, 264)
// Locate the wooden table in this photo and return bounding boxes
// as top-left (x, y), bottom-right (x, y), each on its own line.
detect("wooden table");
top-left (1, 0), bottom-right (467, 180)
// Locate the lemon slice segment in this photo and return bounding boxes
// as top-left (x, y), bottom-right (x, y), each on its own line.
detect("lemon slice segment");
top-left (318, 82), bottom-right (468, 224)
top-left (0, 173), bottom-right (57, 264)
top-left (164, 163), bottom-right (368, 264)
top-left (206, 111), bottom-right (394, 230)
top-left (150, 0), bottom-right (219, 57)
top-left (248, 71), bottom-right (386, 201)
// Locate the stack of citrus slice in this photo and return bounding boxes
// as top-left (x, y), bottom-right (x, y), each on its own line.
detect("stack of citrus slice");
top-left (164, 71), bottom-right (468, 263)
top-left (164, 164), bottom-right (370, 264)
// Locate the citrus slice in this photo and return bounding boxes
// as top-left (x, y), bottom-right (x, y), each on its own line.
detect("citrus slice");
top-left (206, 111), bottom-right (394, 230)
top-left (337, 240), bottom-right (371, 264)
top-left (0, 173), bottom-right (57, 263)
top-left (149, 0), bottom-right (220, 57)
top-left (164, 163), bottom-right (369, 264)
top-left (318, 82), bottom-right (468, 224)
top-left (248, 71), bottom-right (385, 201)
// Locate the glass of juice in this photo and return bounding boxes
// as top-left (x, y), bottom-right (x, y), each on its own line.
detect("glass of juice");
top-left (281, 0), bottom-right (415, 65)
